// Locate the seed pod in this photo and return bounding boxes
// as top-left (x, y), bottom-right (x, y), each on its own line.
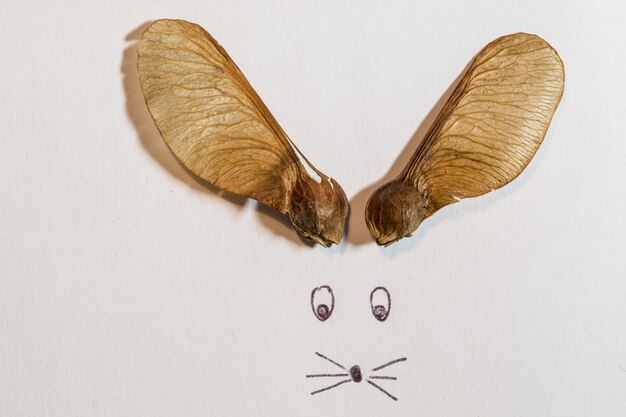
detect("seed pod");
top-left (137, 19), bottom-right (348, 247)
top-left (366, 33), bottom-right (565, 246)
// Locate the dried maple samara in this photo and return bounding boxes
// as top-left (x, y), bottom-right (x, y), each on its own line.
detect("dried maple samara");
top-left (137, 19), bottom-right (348, 247)
top-left (366, 33), bottom-right (565, 246)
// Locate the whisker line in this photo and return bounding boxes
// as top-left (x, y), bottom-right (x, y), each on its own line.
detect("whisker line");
top-left (369, 375), bottom-right (397, 380)
top-left (315, 352), bottom-right (346, 370)
top-left (371, 357), bottom-right (407, 372)
top-left (306, 373), bottom-right (349, 378)
top-left (311, 378), bottom-right (351, 395)
top-left (366, 379), bottom-right (398, 401)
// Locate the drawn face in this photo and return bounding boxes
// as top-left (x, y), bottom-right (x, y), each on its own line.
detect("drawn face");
top-left (199, 273), bottom-right (417, 416)
top-left (308, 286), bottom-right (405, 400)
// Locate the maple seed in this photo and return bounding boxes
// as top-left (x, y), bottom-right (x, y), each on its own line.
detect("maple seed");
top-left (288, 175), bottom-right (348, 248)
top-left (137, 19), bottom-right (348, 247)
top-left (366, 32), bottom-right (565, 246)
top-left (366, 180), bottom-right (427, 246)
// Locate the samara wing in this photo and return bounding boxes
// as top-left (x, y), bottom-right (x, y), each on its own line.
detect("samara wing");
top-left (138, 19), bottom-right (347, 246)
top-left (366, 33), bottom-right (564, 246)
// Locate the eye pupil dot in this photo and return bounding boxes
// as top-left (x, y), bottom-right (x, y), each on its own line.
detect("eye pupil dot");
top-left (373, 305), bottom-right (386, 320)
top-left (316, 304), bottom-right (330, 320)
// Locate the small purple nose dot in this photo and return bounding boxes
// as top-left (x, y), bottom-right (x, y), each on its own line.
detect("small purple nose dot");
top-left (316, 304), bottom-right (330, 320)
top-left (349, 365), bottom-right (362, 383)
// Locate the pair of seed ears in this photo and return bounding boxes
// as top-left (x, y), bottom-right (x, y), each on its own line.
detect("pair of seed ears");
top-left (137, 19), bottom-right (565, 248)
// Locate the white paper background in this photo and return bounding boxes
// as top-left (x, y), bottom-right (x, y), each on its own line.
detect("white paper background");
top-left (1, 1), bottom-right (625, 416)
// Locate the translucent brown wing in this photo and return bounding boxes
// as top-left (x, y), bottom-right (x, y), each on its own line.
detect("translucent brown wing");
top-left (137, 19), bottom-right (300, 213)
top-left (408, 32), bottom-right (564, 212)
top-left (366, 33), bottom-right (564, 246)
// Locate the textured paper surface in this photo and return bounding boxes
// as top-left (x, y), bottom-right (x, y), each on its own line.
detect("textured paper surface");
top-left (1, 1), bottom-right (625, 416)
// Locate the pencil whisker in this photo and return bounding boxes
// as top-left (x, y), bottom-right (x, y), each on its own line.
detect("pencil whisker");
top-left (369, 375), bottom-right (397, 380)
top-left (306, 373), bottom-right (349, 378)
top-left (311, 378), bottom-right (352, 395)
top-left (366, 379), bottom-right (398, 401)
top-left (315, 352), bottom-right (346, 370)
top-left (371, 357), bottom-right (407, 372)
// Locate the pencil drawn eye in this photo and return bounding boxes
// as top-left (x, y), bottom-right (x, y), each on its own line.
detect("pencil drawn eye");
top-left (370, 287), bottom-right (391, 322)
top-left (311, 285), bottom-right (334, 321)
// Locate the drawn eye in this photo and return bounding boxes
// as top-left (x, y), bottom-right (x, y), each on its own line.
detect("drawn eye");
top-left (311, 285), bottom-right (334, 321)
top-left (370, 287), bottom-right (391, 322)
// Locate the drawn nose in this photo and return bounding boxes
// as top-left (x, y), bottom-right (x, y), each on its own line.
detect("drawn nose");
top-left (349, 365), bottom-right (362, 383)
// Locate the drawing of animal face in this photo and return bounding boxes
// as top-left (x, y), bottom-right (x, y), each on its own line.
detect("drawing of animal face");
top-left (307, 286), bottom-right (406, 401)
top-left (197, 272), bottom-right (419, 416)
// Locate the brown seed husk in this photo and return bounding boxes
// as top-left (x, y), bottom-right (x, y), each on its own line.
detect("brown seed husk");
top-left (137, 19), bottom-right (347, 246)
top-left (366, 33), bottom-right (565, 246)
